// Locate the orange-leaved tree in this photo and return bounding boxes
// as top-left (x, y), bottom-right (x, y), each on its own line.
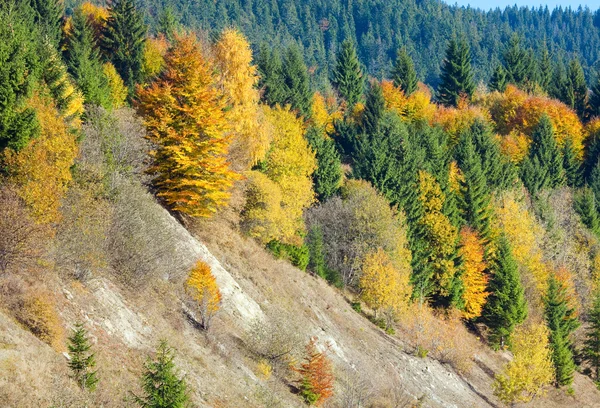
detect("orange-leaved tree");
top-left (185, 260), bottom-right (222, 330)
top-left (458, 227), bottom-right (489, 319)
top-left (136, 33), bottom-right (240, 218)
top-left (295, 337), bottom-right (335, 406)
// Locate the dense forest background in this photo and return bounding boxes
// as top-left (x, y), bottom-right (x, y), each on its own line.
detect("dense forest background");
top-left (65, 0), bottom-right (600, 88)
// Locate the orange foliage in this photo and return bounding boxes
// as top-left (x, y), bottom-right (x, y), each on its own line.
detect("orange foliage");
top-left (136, 34), bottom-right (240, 218)
top-left (458, 227), bottom-right (489, 319)
top-left (185, 260), bottom-right (222, 330)
top-left (434, 99), bottom-right (491, 145)
top-left (554, 267), bottom-right (580, 314)
top-left (295, 337), bottom-right (335, 406)
top-left (381, 80), bottom-right (436, 123)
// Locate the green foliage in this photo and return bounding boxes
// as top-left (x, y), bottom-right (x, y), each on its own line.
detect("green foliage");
top-left (489, 64), bottom-right (507, 92)
top-left (538, 45), bottom-right (553, 92)
top-left (502, 34), bottom-right (534, 88)
top-left (134, 341), bottom-right (189, 408)
top-left (101, 0), bottom-right (147, 91)
top-left (481, 236), bottom-right (527, 348)
top-left (567, 59), bottom-right (588, 119)
top-left (544, 273), bottom-right (580, 387)
top-left (267, 240), bottom-right (310, 271)
top-left (30, 0), bottom-right (63, 46)
top-left (306, 225), bottom-right (328, 280)
top-left (281, 45), bottom-right (312, 118)
top-left (67, 323), bottom-right (98, 392)
top-left (562, 139), bottom-right (582, 188)
top-left (589, 78), bottom-right (600, 119)
top-left (583, 290), bottom-right (600, 382)
top-left (256, 44), bottom-right (286, 107)
top-left (437, 38), bottom-right (475, 107)
top-left (361, 82), bottom-right (386, 135)
top-left (157, 6), bottom-right (180, 42)
top-left (306, 127), bottom-right (342, 202)
top-left (574, 188), bottom-right (600, 237)
top-left (0, 2), bottom-right (40, 153)
top-left (391, 48), bottom-right (418, 96)
top-left (520, 115), bottom-right (565, 196)
top-left (332, 40), bottom-right (364, 106)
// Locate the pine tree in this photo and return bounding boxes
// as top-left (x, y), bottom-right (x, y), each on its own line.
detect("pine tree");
top-left (281, 44), bottom-right (312, 118)
top-left (520, 115), bottom-right (565, 196)
top-left (538, 44), bottom-right (553, 92)
top-left (331, 39), bottom-right (364, 106)
top-left (567, 59), bottom-right (588, 119)
top-left (30, 0), bottom-right (63, 46)
top-left (489, 64), bottom-right (507, 92)
top-left (256, 44), bottom-right (286, 107)
top-left (583, 290), bottom-right (600, 382)
top-left (562, 138), bottom-right (582, 187)
top-left (306, 127), bottom-right (342, 201)
top-left (391, 47), bottom-right (418, 96)
top-left (67, 323), bottom-right (98, 392)
top-left (134, 341), bottom-right (188, 408)
top-left (437, 38), bottom-right (475, 107)
top-left (0, 3), bottom-right (40, 153)
top-left (101, 0), bottom-right (147, 91)
top-left (544, 272), bottom-right (579, 387)
top-left (503, 34), bottom-right (529, 87)
top-left (481, 235), bottom-right (527, 348)
top-left (574, 187), bottom-right (600, 236)
top-left (64, 10), bottom-right (112, 108)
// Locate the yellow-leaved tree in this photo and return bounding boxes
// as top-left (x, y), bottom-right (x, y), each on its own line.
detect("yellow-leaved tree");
top-left (493, 323), bottom-right (554, 404)
top-left (4, 93), bottom-right (78, 225)
top-left (214, 28), bottom-right (271, 169)
top-left (142, 35), bottom-right (168, 80)
top-left (311, 92), bottom-right (342, 135)
top-left (458, 227), bottom-right (489, 319)
top-left (380, 80), bottom-right (436, 123)
top-left (136, 34), bottom-right (240, 218)
top-left (185, 260), bottom-right (222, 330)
top-left (359, 247), bottom-right (411, 327)
top-left (102, 62), bottom-right (128, 108)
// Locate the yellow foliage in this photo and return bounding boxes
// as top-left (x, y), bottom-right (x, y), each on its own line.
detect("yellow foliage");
top-left (359, 248), bottom-right (411, 321)
top-left (311, 92), bottom-right (343, 135)
top-left (256, 360), bottom-right (273, 380)
top-left (448, 161), bottom-right (464, 193)
top-left (381, 81), bottom-right (436, 123)
top-left (142, 35), bottom-right (168, 79)
top-left (4, 94), bottom-right (78, 225)
top-left (214, 28), bottom-right (271, 168)
top-left (103, 62), bottom-right (128, 108)
top-left (136, 34), bottom-right (240, 218)
top-left (499, 130), bottom-right (530, 163)
top-left (19, 291), bottom-right (64, 350)
top-left (434, 100), bottom-right (491, 145)
top-left (493, 323), bottom-right (554, 404)
top-left (458, 227), bottom-right (489, 319)
top-left (79, 2), bottom-right (108, 39)
top-left (185, 260), bottom-right (222, 329)
top-left (241, 171), bottom-right (284, 243)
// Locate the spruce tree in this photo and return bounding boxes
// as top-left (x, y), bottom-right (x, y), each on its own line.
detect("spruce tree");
top-left (590, 160), bottom-right (600, 210)
top-left (391, 47), bottom-right (418, 96)
top-left (134, 341), bottom-right (188, 408)
top-left (437, 38), bottom-right (475, 107)
top-left (306, 127), bottom-right (343, 201)
top-left (0, 2), bottom-right (40, 153)
top-left (583, 132), bottom-right (600, 183)
top-left (567, 59), bottom-right (588, 119)
top-left (562, 138), bottom-right (582, 188)
top-left (550, 62), bottom-right (570, 103)
top-left (503, 34), bottom-right (529, 87)
top-left (307, 225), bottom-right (328, 281)
top-left (481, 235), bottom-right (527, 348)
top-left (583, 290), bottom-right (600, 383)
top-left (157, 6), bottom-right (179, 42)
top-left (361, 82), bottom-right (386, 135)
top-left (331, 39), bottom-right (364, 106)
top-left (256, 44), bottom-right (285, 107)
top-left (65, 10), bottom-right (112, 107)
top-left (538, 44), bottom-right (553, 92)
top-left (101, 0), bottom-right (147, 91)
top-left (520, 115), bottom-right (565, 196)
top-left (589, 77), bottom-right (600, 119)
top-left (574, 187), bottom-right (600, 236)
top-left (469, 120), bottom-right (515, 191)
top-left (30, 0), bottom-right (63, 46)
top-left (67, 323), bottom-right (98, 392)
top-left (281, 44), bottom-right (312, 118)
top-left (489, 64), bottom-right (507, 92)
top-left (544, 273), bottom-right (579, 387)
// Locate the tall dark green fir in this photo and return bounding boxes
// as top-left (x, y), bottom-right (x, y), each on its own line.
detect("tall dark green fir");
top-left (562, 138), bottom-right (582, 188)
top-left (583, 290), bottom-right (600, 383)
top-left (567, 59), bottom-right (588, 119)
top-left (332, 39), bottom-right (364, 107)
top-left (30, 0), bottom-right (63, 46)
top-left (256, 44), bottom-right (285, 107)
top-left (503, 34), bottom-right (530, 87)
top-left (306, 127), bottom-right (343, 201)
top-left (281, 44), bottom-right (312, 118)
top-left (391, 47), bottom-right (418, 96)
top-left (437, 38), bottom-right (475, 107)
top-left (574, 188), bottom-right (600, 236)
top-left (489, 64), bottom-right (507, 92)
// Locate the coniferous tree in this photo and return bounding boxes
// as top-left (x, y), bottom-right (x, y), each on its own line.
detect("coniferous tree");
top-left (550, 62), bottom-right (570, 102)
top-left (481, 235), bottom-right (527, 349)
top-left (64, 10), bottom-right (112, 107)
top-left (567, 59), bottom-right (588, 119)
top-left (30, 0), bottom-right (63, 46)
top-left (583, 290), bottom-right (600, 383)
top-left (157, 6), bottom-right (179, 42)
top-left (574, 187), bottom-right (600, 236)
top-left (67, 323), bottom-right (98, 392)
top-left (306, 127), bottom-right (342, 201)
top-left (361, 82), bottom-right (386, 135)
top-left (562, 139), bottom-right (582, 187)
top-left (583, 133), bottom-right (600, 183)
top-left (391, 47), bottom-right (418, 96)
top-left (437, 38), bottom-right (475, 107)
top-left (503, 34), bottom-right (529, 87)
top-left (590, 160), bottom-right (600, 210)
top-left (332, 39), bottom-right (364, 106)
top-left (281, 45), bottom-right (312, 118)
top-left (538, 44), bottom-right (553, 92)
top-left (134, 341), bottom-right (188, 408)
top-left (101, 0), bottom-right (147, 90)
top-left (520, 115), bottom-right (565, 195)
top-left (256, 44), bottom-right (285, 107)
top-left (307, 225), bottom-right (329, 281)
top-left (489, 64), bottom-right (507, 92)
top-left (469, 120), bottom-right (515, 191)
top-left (544, 273), bottom-right (579, 387)
top-left (589, 77), bottom-right (600, 119)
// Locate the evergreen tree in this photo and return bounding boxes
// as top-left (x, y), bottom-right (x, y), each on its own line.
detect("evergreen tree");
top-left (583, 290), bottom-right (600, 383)
top-left (590, 160), bottom-right (600, 210)
top-left (281, 45), bottom-right (312, 118)
top-left (567, 59), bottom-right (588, 119)
top-left (67, 323), bottom-right (98, 392)
top-left (489, 64), bottom-right (507, 92)
top-left (583, 133), bottom-right (600, 183)
top-left (157, 6), bottom-right (179, 42)
top-left (437, 38), bottom-right (475, 107)
top-left (391, 47), bottom-right (418, 96)
top-left (134, 341), bottom-right (188, 408)
top-left (574, 187), bottom-right (600, 236)
top-left (520, 115), bottom-right (565, 196)
top-left (64, 10), bottom-right (112, 107)
top-left (331, 39), bottom-right (364, 106)
top-left (481, 235), bottom-right (527, 349)
top-left (469, 120), bottom-right (515, 191)
top-left (0, 2), bottom-right (40, 153)
top-left (455, 133), bottom-right (494, 244)
top-left (503, 34), bottom-right (529, 87)
top-left (589, 77), bottom-right (600, 119)
top-left (544, 273), bottom-right (579, 387)
top-left (256, 44), bottom-right (285, 107)
top-left (538, 44), bottom-right (553, 92)
top-left (562, 138), bottom-right (582, 188)
top-left (550, 62), bottom-right (570, 103)
top-left (361, 82), bottom-right (386, 135)
top-left (101, 0), bottom-right (147, 91)
top-left (306, 127), bottom-right (342, 201)
top-left (30, 0), bottom-right (63, 46)
top-left (307, 225), bottom-right (329, 281)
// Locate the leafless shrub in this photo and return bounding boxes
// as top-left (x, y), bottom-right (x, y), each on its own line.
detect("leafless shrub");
top-left (334, 370), bottom-right (374, 408)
